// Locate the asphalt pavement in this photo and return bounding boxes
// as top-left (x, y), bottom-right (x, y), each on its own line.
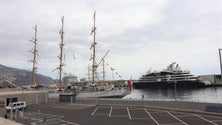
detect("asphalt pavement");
top-left (8, 99), bottom-right (222, 125)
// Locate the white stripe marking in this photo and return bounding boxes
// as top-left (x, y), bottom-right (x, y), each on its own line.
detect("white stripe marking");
top-left (144, 108), bottom-right (159, 125)
top-left (195, 115), bottom-right (218, 125)
top-left (166, 111), bottom-right (188, 125)
top-left (131, 117), bottom-right (152, 120)
top-left (127, 107), bottom-right (132, 120)
top-left (160, 123), bottom-right (184, 125)
top-left (91, 107), bottom-right (98, 116)
top-left (59, 119), bottom-right (80, 125)
top-left (109, 106), bottom-right (113, 117)
top-left (176, 114), bottom-right (196, 118)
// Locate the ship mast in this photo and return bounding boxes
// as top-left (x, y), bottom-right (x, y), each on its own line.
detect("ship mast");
top-left (90, 12), bottom-right (110, 84)
top-left (30, 25), bottom-right (38, 88)
top-left (102, 59), bottom-right (105, 81)
top-left (91, 11), bottom-right (97, 85)
top-left (58, 16), bottom-right (65, 87)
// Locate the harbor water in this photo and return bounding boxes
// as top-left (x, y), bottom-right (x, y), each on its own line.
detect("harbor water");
top-left (123, 87), bottom-right (222, 104)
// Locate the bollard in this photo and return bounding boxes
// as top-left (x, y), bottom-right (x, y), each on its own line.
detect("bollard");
top-left (10, 109), bottom-right (13, 120)
top-left (15, 109), bottom-right (18, 121)
top-left (43, 117), bottom-right (46, 123)
top-left (142, 94), bottom-right (144, 107)
top-left (4, 113), bottom-right (7, 119)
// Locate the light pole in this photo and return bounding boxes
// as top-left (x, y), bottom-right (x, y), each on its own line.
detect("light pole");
top-left (219, 49), bottom-right (222, 81)
top-left (174, 81), bottom-right (177, 101)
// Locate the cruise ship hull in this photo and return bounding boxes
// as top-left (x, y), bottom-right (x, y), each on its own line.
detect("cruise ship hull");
top-left (133, 63), bottom-right (210, 89)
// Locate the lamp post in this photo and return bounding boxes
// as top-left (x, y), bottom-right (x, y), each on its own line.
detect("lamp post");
top-left (219, 49), bottom-right (222, 81)
top-left (174, 81), bottom-right (177, 101)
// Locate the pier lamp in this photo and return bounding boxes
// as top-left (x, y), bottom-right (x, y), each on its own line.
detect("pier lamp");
top-left (219, 49), bottom-right (222, 81)
top-left (174, 81), bottom-right (177, 101)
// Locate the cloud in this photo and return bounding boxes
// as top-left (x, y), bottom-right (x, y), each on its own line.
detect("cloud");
top-left (0, 0), bottom-right (221, 80)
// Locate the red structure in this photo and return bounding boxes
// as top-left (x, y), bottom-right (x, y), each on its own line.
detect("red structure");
top-left (127, 80), bottom-right (132, 90)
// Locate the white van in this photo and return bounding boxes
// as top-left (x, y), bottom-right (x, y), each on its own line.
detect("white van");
top-left (6, 101), bottom-right (26, 110)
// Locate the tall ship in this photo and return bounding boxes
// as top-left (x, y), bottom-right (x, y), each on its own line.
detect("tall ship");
top-left (61, 12), bottom-right (131, 98)
top-left (133, 62), bottom-right (211, 89)
top-left (63, 80), bottom-right (131, 98)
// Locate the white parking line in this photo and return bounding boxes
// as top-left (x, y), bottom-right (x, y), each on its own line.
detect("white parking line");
top-left (30, 112), bottom-right (61, 117)
top-left (127, 107), bottom-right (132, 120)
top-left (144, 108), bottom-right (159, 125)
top-left (195, 115), bottom-right (218, 125)
top-left (26, 112), bottom-right (72, 125)
top-left (91, 107), bottom-right (110, 116)
top-left (91, 107), bottom-right (98, 116)
top-left (43, 119), bottom-right (74, 125)
top-left (129, 108), bottom-right (152, 120)
top-left (160, 123), bottom-right (184, 125)
top-left (59, 119), bottom-right (80, 125)
top-left (44, 116), bottom-right (64, 122)
top-left (109, 106), bottom-right (112, 117)
top-left (45, 115), bottom-right (64, 119)
top-left (111, 115), bottom-right (130, 118)
top-left (132, 117), bottom-right (152, 120)
top-left (90, 106), bottom-right (222, 125)
top-left (109, 107), bottom-right (129, 118)
top-left (176, 114), bottom-right (196, 118)
top-left (40, 121), bottom-right (62, 125)
top-left (30, 113), bottom-right (64, 121)
top-left (198, 114), bottom-right (222, 119)
top-left (166, 111), bottom-right (188, 125)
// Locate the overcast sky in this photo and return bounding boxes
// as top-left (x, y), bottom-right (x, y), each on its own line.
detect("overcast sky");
top-left (0, 0), bottom-right (222, 80)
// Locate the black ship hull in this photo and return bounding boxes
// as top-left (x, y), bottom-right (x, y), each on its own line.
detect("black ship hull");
top-left (133, 63), bottom-right (210, 89)
top-left (133, 80), bottom-right (206, 89)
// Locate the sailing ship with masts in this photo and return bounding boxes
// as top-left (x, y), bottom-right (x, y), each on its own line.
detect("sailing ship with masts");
top-left (62, 12), bottom-right (131, 98)
top-left (29, 25), bottom-right (44, 89)
top-left (29, 25), bottom-right (38, 89)
top-left (54, 16), bottom-right (68, 91)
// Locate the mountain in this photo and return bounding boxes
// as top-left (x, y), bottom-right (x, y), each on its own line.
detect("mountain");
top-left (0, 64), bottom-right (54, 87)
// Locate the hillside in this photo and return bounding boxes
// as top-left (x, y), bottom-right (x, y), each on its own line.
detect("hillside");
top-left (0, 64), bottom-right (54, 87)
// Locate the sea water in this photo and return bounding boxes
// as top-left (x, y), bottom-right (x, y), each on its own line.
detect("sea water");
top-left (123, 87), bottom-right (222, 104)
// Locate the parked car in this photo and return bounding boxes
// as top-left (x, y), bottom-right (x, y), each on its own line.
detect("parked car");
top-left (6, 101), bottom-right (26, 111)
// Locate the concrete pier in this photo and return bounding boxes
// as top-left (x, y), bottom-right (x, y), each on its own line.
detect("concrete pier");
top-left (0, 89), bottom-right (48, 107)
top-left (199, 74), bottom-right (222, 86)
